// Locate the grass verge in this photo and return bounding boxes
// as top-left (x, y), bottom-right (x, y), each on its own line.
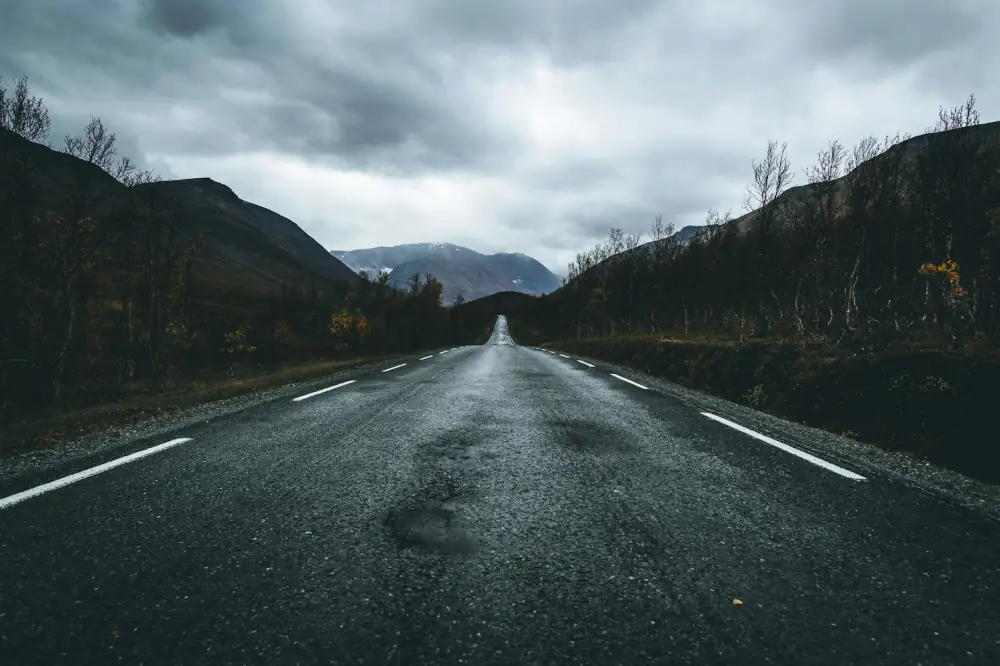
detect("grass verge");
top-left (0, 354), bottom-right (406, 459)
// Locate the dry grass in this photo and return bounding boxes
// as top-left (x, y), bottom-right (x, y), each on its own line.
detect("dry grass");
top-left (0, 355), bottom-right (392, 458)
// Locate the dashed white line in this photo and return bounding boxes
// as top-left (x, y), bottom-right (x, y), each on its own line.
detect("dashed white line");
top-left (293, 379), bottom-right (356, 401)
top-left (559, 354), bottom-right (570, 358)
top-left (419, 355), bottom-right (433, 360)
top-left (610, 373), bottom-right (649, 390)
top-left (382, 363), bottom-right (407, 373)
top-left (576, 359), bottom-right (595, 368)
top-left (700, 412), bottom-right (867, 481)
top-left (0, 437), bottom-right (193, 510)
top-left (438, 350), bottom-right (449, 355)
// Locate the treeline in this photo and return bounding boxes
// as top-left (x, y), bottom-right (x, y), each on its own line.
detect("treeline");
top-left (0, 76), bottom-right (459, 422)
top-left (530, 95), bottom-right (1000, 348)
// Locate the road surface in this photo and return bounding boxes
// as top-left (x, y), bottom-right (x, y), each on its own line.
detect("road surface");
top-left (2, 316), bottom-right (999, 665)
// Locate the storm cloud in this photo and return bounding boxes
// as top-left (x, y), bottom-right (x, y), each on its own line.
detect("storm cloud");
top-left (2, 0), bottom-right (998, 273)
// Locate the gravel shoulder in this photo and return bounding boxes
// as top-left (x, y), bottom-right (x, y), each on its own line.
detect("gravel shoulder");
top-left (0, 347), bottom-right (451, 484)
top-left (546, 343), bottom-right (1000, 522)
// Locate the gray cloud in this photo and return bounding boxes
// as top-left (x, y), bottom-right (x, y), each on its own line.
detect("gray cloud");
top-left (414, 0), bottom-right (662, 64)
top-left (3, 0), bottom-right (1000, 271)
top-left (141, 0), bottom-right (228, 38)
top-left (792, 0), bottom-right (988, 65)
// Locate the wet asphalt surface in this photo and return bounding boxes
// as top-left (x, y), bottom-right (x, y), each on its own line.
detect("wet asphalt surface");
top-left (2, 316), bottom-right (1000, 665)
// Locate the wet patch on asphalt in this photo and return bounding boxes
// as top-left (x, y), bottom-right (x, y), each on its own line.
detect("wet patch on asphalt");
top-left (383, 500), bottom-right (477, 555)
top-left (381, 428), bottom-right (484, 556)
top-left (550, 418), bottom-right (639, 455)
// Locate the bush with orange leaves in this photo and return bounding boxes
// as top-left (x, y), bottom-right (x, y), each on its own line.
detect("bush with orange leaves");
top-left (329, 310), bottom-right (353, 338)
top-left (918, 260), bottom-right (965, 297)
top-left (223, 325), bottom-right (256, 355)
top-left (329, 309), bottom-right (370, 349)
top-left (272, 320), bottom-right (295, 344)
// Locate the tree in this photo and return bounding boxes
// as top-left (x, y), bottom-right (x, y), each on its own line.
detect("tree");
top-left (743, 140), bottom-right (793, 333)
top-left (0, 75), bottom-right (51, 143)
top-left (744, 140), bottom-right (793, 230)
top-left (931, 94), bottom-right (980, 132)
top-left (64, 116), bottom-right (139, 182)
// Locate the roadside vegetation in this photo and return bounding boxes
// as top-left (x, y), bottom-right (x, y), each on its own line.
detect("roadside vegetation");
top-left (455, 95), bottom-right (1000, 481)
top-left (0, 76), bottom-right (462, 455)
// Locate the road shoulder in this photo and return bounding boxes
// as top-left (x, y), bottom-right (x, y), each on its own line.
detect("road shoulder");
top-left (544, 344), bottom-right (1000, 522)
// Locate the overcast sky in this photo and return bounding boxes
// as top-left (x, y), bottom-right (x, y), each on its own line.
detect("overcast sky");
top-left (2, 0), bottom-right (997, 273)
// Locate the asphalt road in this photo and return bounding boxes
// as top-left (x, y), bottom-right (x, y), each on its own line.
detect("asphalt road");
top-left (2, 315), bottom-right (999, 665)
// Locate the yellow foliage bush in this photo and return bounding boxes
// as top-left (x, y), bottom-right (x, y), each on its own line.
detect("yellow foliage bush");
top-left (919, 259), bottom-right (965, 296)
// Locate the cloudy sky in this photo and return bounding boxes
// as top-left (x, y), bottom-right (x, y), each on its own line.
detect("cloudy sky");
top-left (2, 0), bottom-right (997, 273)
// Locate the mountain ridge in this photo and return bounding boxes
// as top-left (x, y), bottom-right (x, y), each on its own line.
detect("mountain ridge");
top-left (330, 242), bottom-right (561, 303)
top-left (0, 128), bottom-right (359, 307)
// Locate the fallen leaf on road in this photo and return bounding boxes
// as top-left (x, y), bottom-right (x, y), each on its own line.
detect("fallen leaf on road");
top-left (732, 599), bottom-right (743, 605)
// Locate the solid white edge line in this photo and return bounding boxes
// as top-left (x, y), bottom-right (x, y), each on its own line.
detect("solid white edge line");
top-left (293, 379), bottom-right (356, 401)
top-left (576, 359), bottom-right (595, 368)
top-left (419, 355), bottom-right (433, 360)
top-left (382, 363), bottom-right (407, 373)
top-left (0, 437), bottom-right (193, 510)
top-left (610, 373), bottom-right (649, 390)
top-left (700, 412), bottom-right (867, 481)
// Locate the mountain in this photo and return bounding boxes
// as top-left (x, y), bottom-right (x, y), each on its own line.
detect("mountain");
top-left (569, 120), bottom-right (1000, 286)
top-left (138, 178), bottom-right (358, 303)
top-left (0, 128), bottom-right (357, 309)
top-left (330, 242), bottom-right (561, 303)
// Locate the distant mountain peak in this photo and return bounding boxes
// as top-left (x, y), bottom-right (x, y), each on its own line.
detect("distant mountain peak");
top-left (330, 242), bottom-right (560, 302)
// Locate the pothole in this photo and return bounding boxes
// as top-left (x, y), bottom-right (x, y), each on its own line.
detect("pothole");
top-left (382, 501), bottom-right (477, 555)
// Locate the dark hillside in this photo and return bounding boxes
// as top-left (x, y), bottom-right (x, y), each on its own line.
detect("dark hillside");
top-left (136, 178), bottom-right (359, 301)
top-left (0, 77), bottom-right (459, 444)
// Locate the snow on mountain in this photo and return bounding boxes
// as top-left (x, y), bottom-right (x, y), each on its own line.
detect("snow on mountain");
top-left (329, 242), bottom-right (560, 303)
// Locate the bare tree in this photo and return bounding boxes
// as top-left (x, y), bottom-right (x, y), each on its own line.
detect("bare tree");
top-left (743, 140), bottom-right (792, 231)
top-left (807, 140), bottom-right (845, 185)
top-left (64, 117), bottom-right (118, 171)
top-left (843, 134), bottom-right (900, 174)
top-left (650, 214), bottom-right (673, 242)
top-left (624, 230), bottom-right (642, 252)
top-left (702, 208), bottom-right (734, 242)
top-left (0, 75), bottom-right (51, 143)
top-left (606, 227), bottom-right (625, 260)
top-left (932, 94), bottom-right (980, 132)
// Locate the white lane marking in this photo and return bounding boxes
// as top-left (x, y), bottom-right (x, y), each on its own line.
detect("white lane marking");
top-left (610, 373), bottom-right (649, 390)
top-left (576, 359), bottom-right (595, 368)
top-left (293, 380), bottom-right (356, 402)
top-left (419, 355), bottom-right (433, 360)
top-left (700, 412), bottom-right (867, 481)
top-left (559, 354), bottom-right (570, 358)
top-left (0, 438), bottom-right (193, 510)
top-left (439, 350), bottom-right (450, 355)
top-left (382, 363), bottom-right (407, 373)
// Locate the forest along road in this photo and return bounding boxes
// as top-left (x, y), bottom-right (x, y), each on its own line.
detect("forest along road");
top-left (2, 315), bottom-right (999, 665)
